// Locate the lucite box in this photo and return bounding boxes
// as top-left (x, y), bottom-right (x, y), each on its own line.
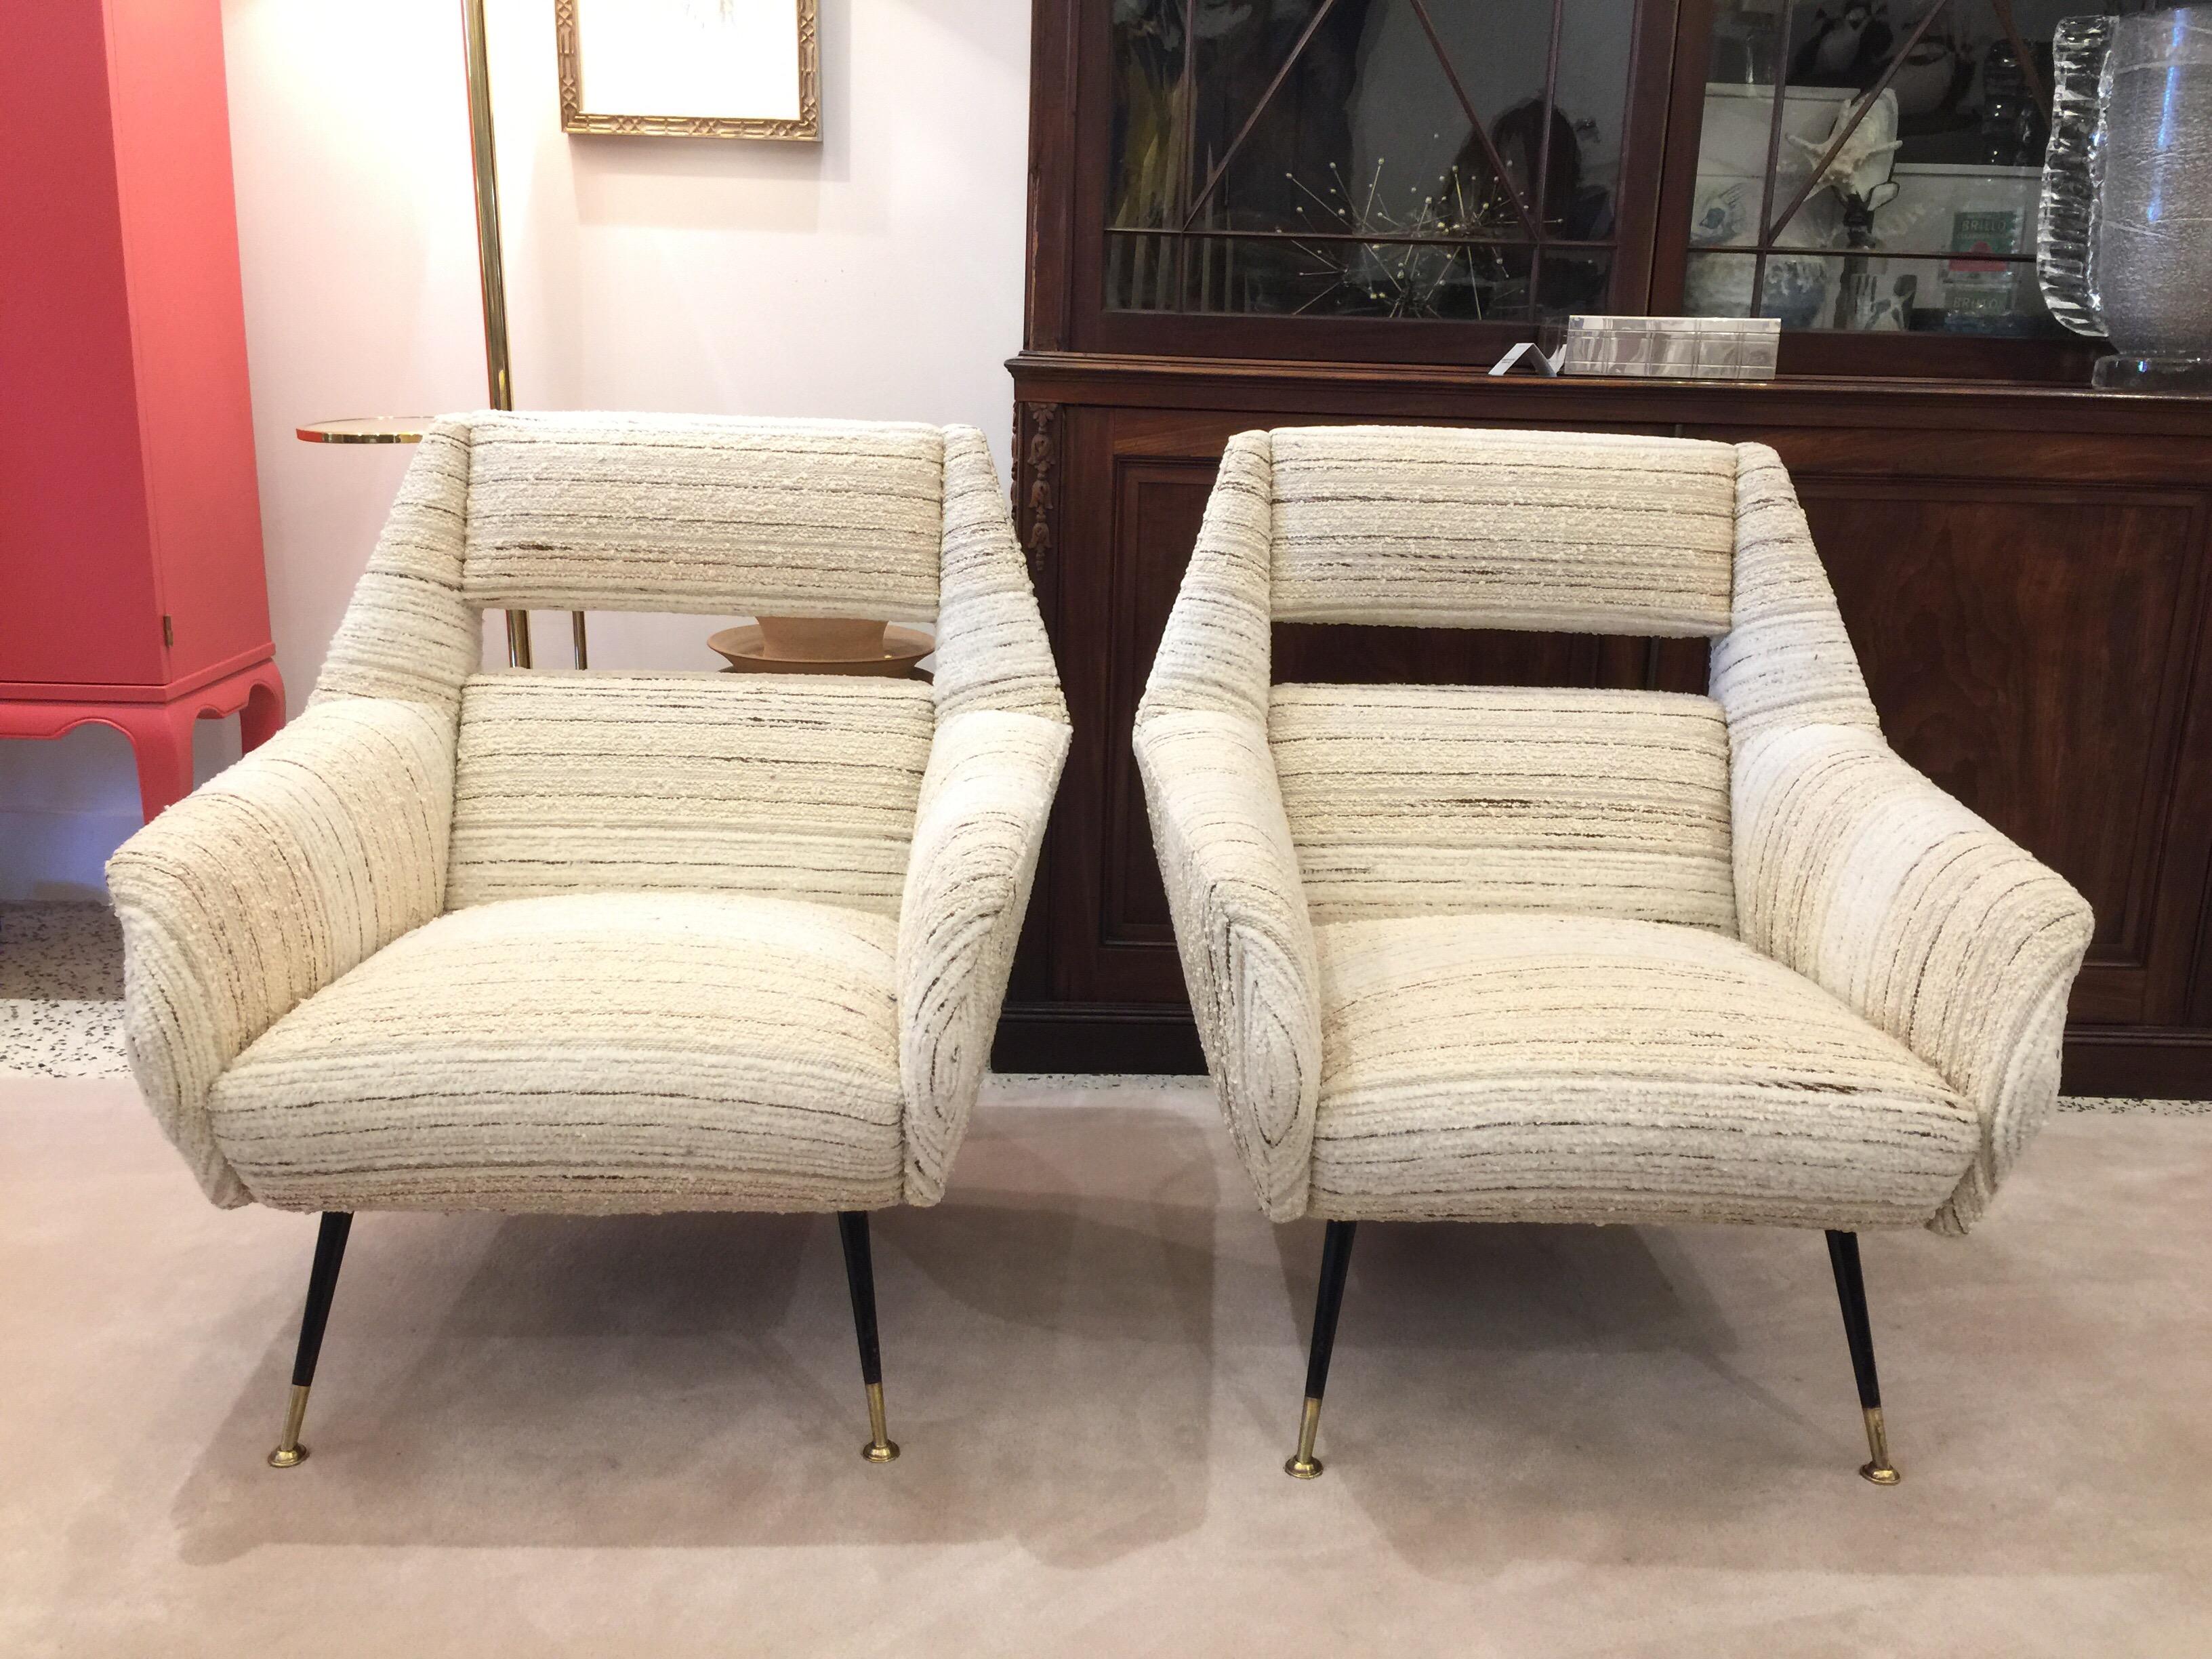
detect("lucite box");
top-left (1557, 314), bottom-right (1781, 381)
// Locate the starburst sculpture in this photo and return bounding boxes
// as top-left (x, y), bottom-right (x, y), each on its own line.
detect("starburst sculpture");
top-left (1283, 158), bottom-right (1513, 319)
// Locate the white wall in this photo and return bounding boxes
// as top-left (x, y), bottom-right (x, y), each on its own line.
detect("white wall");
top-left (0, 0), bottom-right (1033, 898)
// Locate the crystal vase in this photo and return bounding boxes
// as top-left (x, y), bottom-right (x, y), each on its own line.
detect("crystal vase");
top-left (2039, 7), bottom-right (2212, 390)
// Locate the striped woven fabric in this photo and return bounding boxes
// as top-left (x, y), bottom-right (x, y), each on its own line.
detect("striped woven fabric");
top-left (110, 412), bottom-right (1069, 1214)
top-left (1731, 720), bottom-right (2093, 1233)
top-left (310, 420), bottom-right (478, 714)
top-left (1708, 443), bottom-right (1883, 741)
top-left (209, 893), bottom-right (906, 1214)
top-left (898, 707), bottom-right (1071, 1203)
top-left (932, 428), bottom-right (1069, 723)
top-left (1143, 431), bottom-right (1277, 726)
top-left (1138, 424), bottom-right (2093, 1235)
top-left (1134, 429), bottom-right (1323, 1221)
top-left (446, 672), bottom-right (935, 914)
top-left (459, 411), bottom-right (945, 619)
top-left (1307, 912), bottom-right (1980, 1227)
top-left (1710, 444), bottom-right (2093, 1231)
top-left (107, 698), bottom-right (457, 1210)
top-left (1136, 707), bottom-right (1322, 1222)
top-left (1270, 683), bottom-right (1736, 930)
top-left (1269, 425), bottom-right (1738, 634)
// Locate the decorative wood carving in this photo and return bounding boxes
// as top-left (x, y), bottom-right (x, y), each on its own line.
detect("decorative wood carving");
top-left (1015, 401), bottom-right (1062, 583)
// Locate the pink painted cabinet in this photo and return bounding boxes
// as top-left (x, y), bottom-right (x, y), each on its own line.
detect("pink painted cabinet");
top-left (0, 0), bottom-right (281, 819)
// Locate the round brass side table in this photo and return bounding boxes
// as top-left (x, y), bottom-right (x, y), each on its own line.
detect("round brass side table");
top-left (296, 417), bottom-right (430, 445)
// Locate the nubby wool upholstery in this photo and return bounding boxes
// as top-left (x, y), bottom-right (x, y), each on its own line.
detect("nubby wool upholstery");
top-left (459, 412), bottom-right (945, 619)
top-left (446, 673), bottom-right (936, 914)
top-left (1268, 425), bottom-right (1738, 633)
top-left (1307, 913), bottom-right (1976, 1227)
top-left (1269, 684), bottom-right (1736, 931)
top-left (1136, 426), bottom-right (2091, 1234)
top-left (110, 413), bottom-right (1068, 1216)
top-left (209, 892), bottom-right (909, 1213)
top-left (108, 698), bottom-right (457, 1210)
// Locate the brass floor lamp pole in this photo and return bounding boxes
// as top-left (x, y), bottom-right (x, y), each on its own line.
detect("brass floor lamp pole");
top-left (300, 6), bottom-right (584, 670)
top-left (459, 0), bottom-right (587, 670)
top-left (459, 0), bottom-right (511, 419)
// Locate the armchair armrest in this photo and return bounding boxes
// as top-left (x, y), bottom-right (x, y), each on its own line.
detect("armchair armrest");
top-left (1134, 707), bottom-right (1322, 1221)
top-left (106, 697), bottom-right (458, 1207)
top-left (1733, 722), bottom-right (2094, 1234)
top-left (898, 707), bottom-right (1070, 1204)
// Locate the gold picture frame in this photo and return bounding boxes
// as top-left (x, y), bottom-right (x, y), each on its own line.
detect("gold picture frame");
top-left (555, 0), bottom-right (821, 142)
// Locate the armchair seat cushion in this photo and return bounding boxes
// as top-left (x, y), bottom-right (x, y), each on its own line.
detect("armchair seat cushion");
top-left (1309, 913), bottom-right (1978, 1228)
top-left (207, 893), bottom-right (905, 1214)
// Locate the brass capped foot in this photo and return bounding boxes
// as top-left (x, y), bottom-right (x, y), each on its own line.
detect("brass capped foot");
top-left (267, 1383), bottom-right (311, 1470)
top-left (861, 1380), bottom-right (899, 1465)
top-left (1858, 1405), bottom-right (1900, 1486)
top-left (1284, 1396), bottom-right (1325, 1479)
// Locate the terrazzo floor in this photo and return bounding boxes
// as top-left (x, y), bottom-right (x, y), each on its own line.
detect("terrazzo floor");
top-left (3, 902), bottom-right (2200, 1115)
top-left (0, 903), bottom-right (126, 1079)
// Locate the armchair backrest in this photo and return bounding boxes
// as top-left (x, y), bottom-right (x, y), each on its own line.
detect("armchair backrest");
top-left (459, 411), bottom-right (944, 621)
top-left (1142, 424), bottom-right (1878, 938)
top-left (1268, 425), bottom-right (1738, 636)
top-left (312, 411), bottom-right (1063, 918)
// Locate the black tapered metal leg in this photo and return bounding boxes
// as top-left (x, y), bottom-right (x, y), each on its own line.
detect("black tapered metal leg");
top-left (267, 1211), bottom-right (353, 1469)
top-left (1286, 1219), bottom-right (1358, 1479)
top-left (1825, 1229), bottom-right (1900, 1486)
top-left (837, 1211), bottom-right (899, 1464)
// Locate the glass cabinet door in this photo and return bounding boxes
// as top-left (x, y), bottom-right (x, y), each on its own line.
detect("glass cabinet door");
top-left (1674, 0), bottom-right (2081, 340)
top-left (1104, 0), bottom-right (1644, 323)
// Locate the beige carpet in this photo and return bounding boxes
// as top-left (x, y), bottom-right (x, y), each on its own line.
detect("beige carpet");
top-left (4, 1075), bottom-right (2209, 1657)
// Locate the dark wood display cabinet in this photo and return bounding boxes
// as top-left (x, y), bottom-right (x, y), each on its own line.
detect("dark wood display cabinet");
top-left (997, 0), bottom-right (2212, 1097)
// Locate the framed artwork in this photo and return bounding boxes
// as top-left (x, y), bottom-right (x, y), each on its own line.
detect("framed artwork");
top-left (555, 0), bottom-right (820, 141)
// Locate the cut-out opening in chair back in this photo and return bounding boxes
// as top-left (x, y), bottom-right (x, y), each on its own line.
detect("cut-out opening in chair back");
top-left (1259, 426), bottom-right (1744, 933)
top-left (421, 413), bottom-right (960, 916)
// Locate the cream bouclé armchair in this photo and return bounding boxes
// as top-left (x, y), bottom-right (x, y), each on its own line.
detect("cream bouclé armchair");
top-left (1135, 425), bottom-right (2093, 1483)
top-left (108, 412), bottom-right (1069, 1468)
